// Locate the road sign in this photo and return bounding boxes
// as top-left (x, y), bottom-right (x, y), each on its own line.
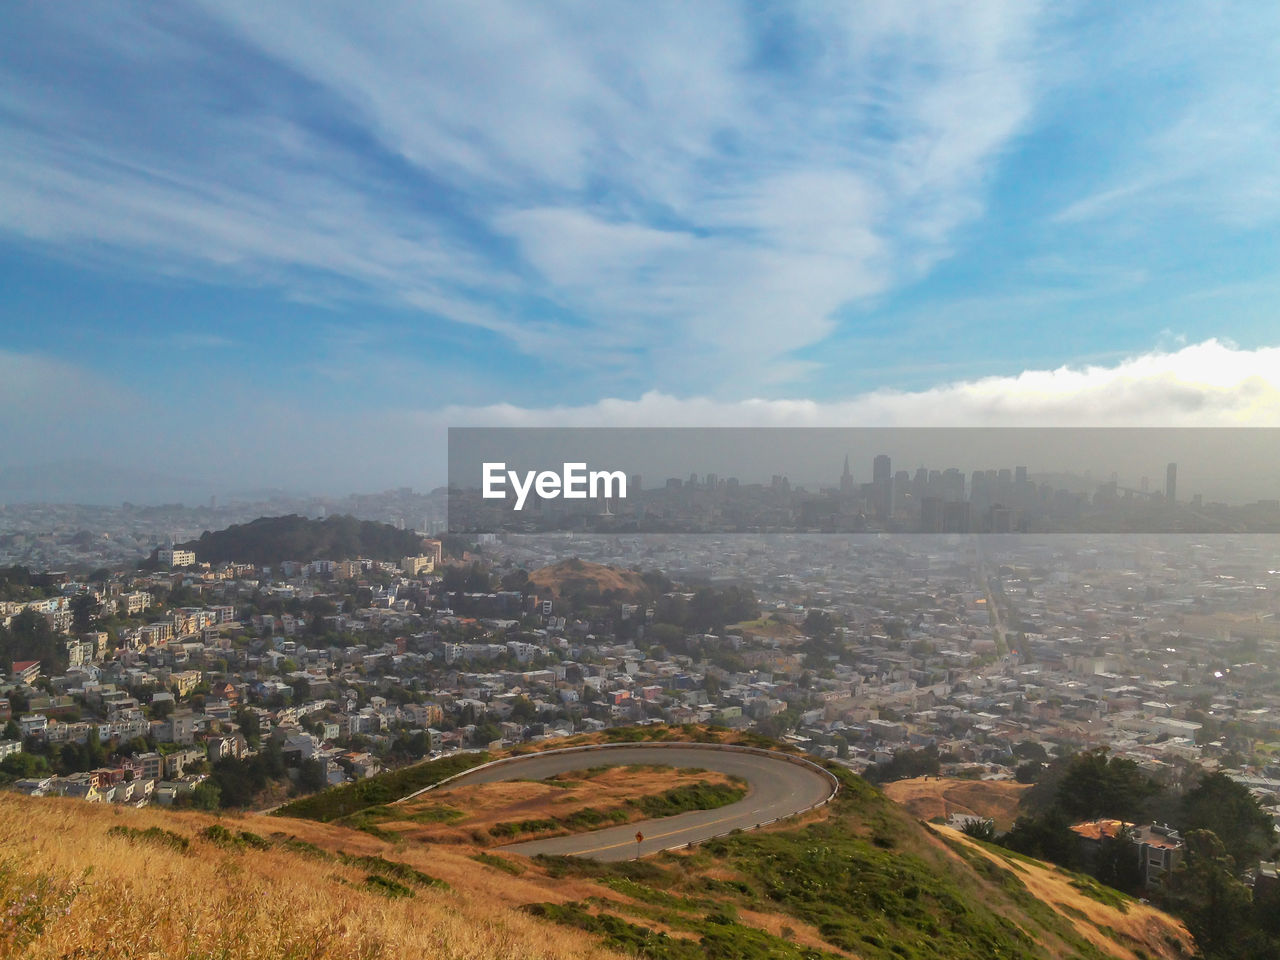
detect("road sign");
top-left (635, 831), bottom-right (644, 844)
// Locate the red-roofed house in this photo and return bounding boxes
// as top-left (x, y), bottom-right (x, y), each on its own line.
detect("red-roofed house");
top-left (10, 661), bottom-right (41, 684)
top-left (1070, 818), bottom-right (1184, 888)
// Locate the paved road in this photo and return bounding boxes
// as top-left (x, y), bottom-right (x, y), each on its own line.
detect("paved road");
top-left (434, 744), bottom-right (835, 861)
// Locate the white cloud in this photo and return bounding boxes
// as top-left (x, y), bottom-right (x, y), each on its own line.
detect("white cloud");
top-left (436, 339), bottom-right (1280, 428)
top-left (0, 1), bottom-right (1045, 389)
top-left (3, 340), bottom-right (1278, 499)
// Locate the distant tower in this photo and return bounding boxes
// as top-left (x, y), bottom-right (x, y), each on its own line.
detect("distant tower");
top-left (1166, 462), bottom-right (1177, 504)
top-left (872, 454), bottom-right (892, 519)
top-left (840, 455), bottom-right (854, 496)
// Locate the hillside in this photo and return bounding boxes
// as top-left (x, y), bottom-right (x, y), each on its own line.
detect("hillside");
top-left (883, 776), bottom-right (1032, 830)
top-left (176, 514), bottom-right (423, 565)
top-left (223, 727), bottom-right (1193, 960)
top-left (0, 791), bottom-right (617, 960)
top-left (526, 558), bottom-right (652, 602)
top-left (3, 748), bottom-right (1193, 960)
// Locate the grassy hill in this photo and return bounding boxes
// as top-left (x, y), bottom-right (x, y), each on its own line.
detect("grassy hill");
top-left (3, 728), bottom-right (1193, 960)
top-left (177, 514), bottom-right (423, 565)
top-left (526, 558), bottom-right (652, 602)
top-left (883, 776), bottom-right (1032, 830)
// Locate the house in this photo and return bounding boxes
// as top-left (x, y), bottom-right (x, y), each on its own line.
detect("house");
top-left (1070, 819), bottom-right (1184, 888)
top-left (11, 660), bottom-right (41, 684)
top-left (13, 777), bottom-right (53, 796)
top-left (18, 714), bottom-right (48, 737)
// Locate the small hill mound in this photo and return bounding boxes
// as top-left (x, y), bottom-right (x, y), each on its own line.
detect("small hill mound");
top-left (178, 514), bottom-right (423, 565)
top-left (527, 559), bottom-right (651, 602)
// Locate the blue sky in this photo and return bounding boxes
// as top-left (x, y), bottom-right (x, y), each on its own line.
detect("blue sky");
top-left (2, 1), bottom-right (1280, 496)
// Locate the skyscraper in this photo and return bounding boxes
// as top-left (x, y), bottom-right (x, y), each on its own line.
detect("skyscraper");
top-left (872, 454), bottom-right (892, 519)
top-left (1166, 462), bottom-right (1177, 504)
top-left (840, 455), bottom-right (854, 496)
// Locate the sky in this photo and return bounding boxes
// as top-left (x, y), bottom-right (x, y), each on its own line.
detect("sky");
top-left (2, 1), bottom-right (1280, 500)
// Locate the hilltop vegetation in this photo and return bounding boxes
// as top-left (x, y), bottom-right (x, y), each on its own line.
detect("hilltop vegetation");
top-left (526, 558), bottom-right (657, 603)
top-left (176, 514), bottom-right (423, 565)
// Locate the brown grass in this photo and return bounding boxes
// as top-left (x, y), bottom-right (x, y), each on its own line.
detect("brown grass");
top-left (883, 776), bottom-right (1031, 829)
top-left (935, 825), bottom-right (1196, 960)
top-left (526, 559), bottom-right (650, 600)
top-left (385, 765), bottom-right (739, 844)
top-left (0, 794), bottom-right (623, 960)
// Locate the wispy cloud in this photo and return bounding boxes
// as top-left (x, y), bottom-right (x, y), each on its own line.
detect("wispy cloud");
top-left (1051, 4), bottom-right (1280, 227)
top-left (0, 1), bottom-right (1044, 390)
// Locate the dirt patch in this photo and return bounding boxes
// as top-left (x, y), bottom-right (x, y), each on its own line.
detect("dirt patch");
top-left (883, 776), bottom-right (1030, 829)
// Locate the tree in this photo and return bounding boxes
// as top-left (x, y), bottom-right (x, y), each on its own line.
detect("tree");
top-left (509, 696), bottom-right (536, 723)
top-left (802, 609), bottom-right (835, 640)
top-left (1157, 830), bottom-right (1257, 960)
top-left (1180, 772), bottom-right (1276, 870)
top-left (1093, 825), bottom-right (1144, 894)
top-left (1, 609), bottom-right (67, 673)
top-left (864, 746), bottom-right (940, 784)
top-left (1015, 761), bottom-right (1042, 784)
top-left (0, 751), bottom-right (50, 782)
top-left (1049, 749), bottom-right (1159, 822)
top-left (190, 781), bottom-right (221, 811)
top-left (960, 818), bottom-right (996, 842)
top-left (1001, 809), bottom-right (1082, 870)
top-left (296, 758), bottom-right (328, 794)
top-left (70, 593), bottom-right (102, 634)
top-left (1013, 740), bottom-right (1049, 762)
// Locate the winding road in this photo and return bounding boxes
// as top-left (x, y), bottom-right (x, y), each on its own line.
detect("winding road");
top-left (427, 743), bottom-right (838, 861)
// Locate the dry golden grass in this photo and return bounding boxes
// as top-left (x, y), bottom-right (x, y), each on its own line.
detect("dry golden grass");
top-left (0, 794), bottom-right (624, 960)
top-left (883, 775), bottom-right (1031, 829)
top-left (935, 825), bottom-right (1196, 960)
top-left (388, 765), bottom-right (740, 844)
top-left (526, 559), bottom-right (650, 600)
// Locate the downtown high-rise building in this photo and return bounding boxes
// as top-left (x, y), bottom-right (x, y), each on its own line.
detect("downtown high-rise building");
top-left (872, 454), bottom-right (893, 520)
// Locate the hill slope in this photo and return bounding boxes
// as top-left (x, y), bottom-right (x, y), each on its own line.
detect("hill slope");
top-left (177, 514), bottom-right (423, 565)
top-left (527, 558), bottom-right (652, 601)
top-left (3, 730), bottom-right (1194, 960)
top-left (0, 792), bottom-right (618, 960)
top-left (883, 776), bottom-right (1031, 830)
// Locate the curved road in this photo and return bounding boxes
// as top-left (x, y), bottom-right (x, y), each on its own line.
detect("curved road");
top-left (433, 744), bottom-right (836, 861)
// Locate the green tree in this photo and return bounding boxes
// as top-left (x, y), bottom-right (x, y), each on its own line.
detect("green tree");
top-left (803, 610), bottom-right (834, 640)
top-left (1049, 749), bottom-right (1159, 822)
top-left (1001, 808), bottom-right (1082, 870)
top-left (1180, 772), bottom-right (1276, 870)
top-left (0, 751), bottom-right (50, 782)
top-left (296, 758), bottom-right (328, 794)
top-left (1093, 825), bottom-right (1144, 893)
top-left (191, 781), bottom-right (222, 811)
top-left (70, 593), bottom-right (102, 634)
top-left (1157, 830), bottom-right (1258, 959)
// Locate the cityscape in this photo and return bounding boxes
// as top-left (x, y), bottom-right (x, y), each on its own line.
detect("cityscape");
top-left (6, 1), bottom-right (1280, 957)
